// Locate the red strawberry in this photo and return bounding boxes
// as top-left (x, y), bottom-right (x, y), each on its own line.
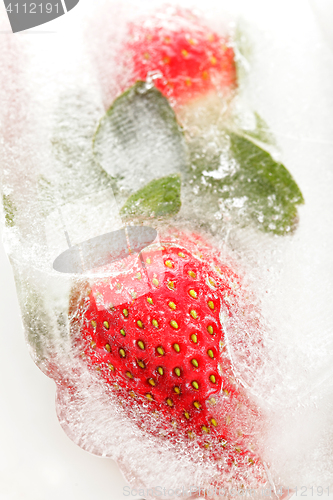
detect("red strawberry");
top-left (123, 8), bottom-right (237, 107)
top-left (70, 231), bottom-right (266, 486)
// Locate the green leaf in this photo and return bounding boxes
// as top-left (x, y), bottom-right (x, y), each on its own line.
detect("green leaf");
top-left (93, 81), bottom-right (188, 200)
top-left (2, 194), bottom-right (16, 227)
top-left (229, 133), bottom-right (304, 234)
top-left (188, 131), bottom-right (304, 235)
top-left (120, 174), bottom-right (181, 219)
top-left (38, 90), bottom-right (115, 218)
top-left (12, 277), bottom-right (53, 365)
top-left (241, 112), bottom-right (277, 147)
top-left (234, 21), bottom-right (253, 84)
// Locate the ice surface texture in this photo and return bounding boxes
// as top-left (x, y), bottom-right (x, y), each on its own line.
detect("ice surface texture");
top-left (0, 0), bottom-right (333, 497)
top-left (93, 81), bottom-right (188, 196)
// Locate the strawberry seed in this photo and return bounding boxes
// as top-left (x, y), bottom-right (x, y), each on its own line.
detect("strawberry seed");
top-left (137, 340), bottom-right (145, 350)
top-left (190, 309), bottom-right (198, 319)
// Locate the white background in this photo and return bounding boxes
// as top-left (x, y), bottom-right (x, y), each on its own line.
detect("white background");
top-left (1, 0), bottom-right (333, 499)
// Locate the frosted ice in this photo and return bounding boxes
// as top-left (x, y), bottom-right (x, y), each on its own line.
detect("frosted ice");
top-left (93, 80), bottom-right (188, 198)
top-left (1, 0), bottom-right (333, 497)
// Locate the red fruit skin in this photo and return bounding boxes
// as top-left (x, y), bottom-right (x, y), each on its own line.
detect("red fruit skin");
top-left (70, 233), bottom-right (266, 485)
top-left (124, 8), bottom-right (237, 106)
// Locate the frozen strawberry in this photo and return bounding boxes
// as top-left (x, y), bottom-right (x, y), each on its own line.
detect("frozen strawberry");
top-left (70, 233), bottom-right (266, 485)
top-left (123, 8), bottom-right (237, 106)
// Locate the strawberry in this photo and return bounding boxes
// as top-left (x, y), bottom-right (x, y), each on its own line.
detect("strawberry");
top-left (70, 231), bottom-right (266, 486)
top-left (123, 8), bottom-right (237, 107)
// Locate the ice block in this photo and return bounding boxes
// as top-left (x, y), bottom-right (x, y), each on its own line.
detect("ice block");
top-left (1, 1), bottom-right (333, 498)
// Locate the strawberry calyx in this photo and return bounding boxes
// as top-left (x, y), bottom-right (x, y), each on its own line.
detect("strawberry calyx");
top-left (94, 76), bottom-right (304, 236)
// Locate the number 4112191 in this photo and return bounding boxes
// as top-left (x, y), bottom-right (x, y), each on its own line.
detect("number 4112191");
top-left (6, 3), bottom-right (59, 14)
top-left (294, 486), bottom-right (330, 496)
